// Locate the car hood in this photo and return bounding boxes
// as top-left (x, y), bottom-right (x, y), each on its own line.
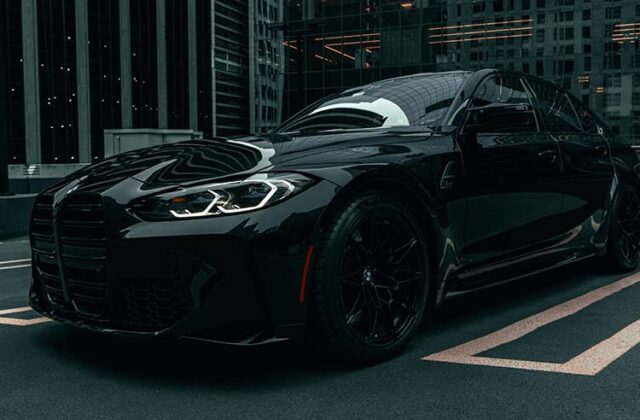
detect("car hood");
top-left (47, 128), bottom-right (434, 193)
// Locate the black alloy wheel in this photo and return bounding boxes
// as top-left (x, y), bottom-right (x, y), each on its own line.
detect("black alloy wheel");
top-left (310, 193), bottom-right (430, 363)
top-left (607, 183), bottom-right (640, 271)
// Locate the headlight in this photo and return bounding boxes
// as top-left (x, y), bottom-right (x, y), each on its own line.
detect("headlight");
top-left (131, 173), bottom-right (315, 221)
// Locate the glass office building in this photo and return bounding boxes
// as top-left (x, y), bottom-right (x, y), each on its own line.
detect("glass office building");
top-left (1, 0), bottom-right (284, 168)
top-left (3, 0), bottom-right (640, 172)
top-left (282, 0), bottom-right (640, 144)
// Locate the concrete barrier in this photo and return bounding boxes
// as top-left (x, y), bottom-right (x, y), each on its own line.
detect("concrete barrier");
top-left (0, 194), bottom-right (36, 239)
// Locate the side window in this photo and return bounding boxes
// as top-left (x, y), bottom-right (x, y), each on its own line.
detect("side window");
top-left (527, 80), bottom-right (582, 133)
top-left (465, 76), bottom-right (538, 133)
top-left (568, 96), bottom-right (600, 135)
top-left (473, 76), bottom-right (531, 107)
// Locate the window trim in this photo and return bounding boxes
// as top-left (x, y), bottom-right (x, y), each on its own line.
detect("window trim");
top-left (460, 72), bottom-right (541, 134)
top-left (523, 75), bottom-right (584, 135)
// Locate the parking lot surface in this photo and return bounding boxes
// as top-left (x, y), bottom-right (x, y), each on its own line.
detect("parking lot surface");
top-left (1, 236), bottom-right (640, 419)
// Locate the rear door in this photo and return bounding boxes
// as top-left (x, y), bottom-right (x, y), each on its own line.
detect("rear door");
top-left (455, 74), bottom-right (565, 272)
top-left (525, 78), bottom-right (614, 248)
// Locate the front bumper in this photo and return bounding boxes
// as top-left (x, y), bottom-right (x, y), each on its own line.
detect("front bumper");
top-left (29, 179), bottom-right (338, 344)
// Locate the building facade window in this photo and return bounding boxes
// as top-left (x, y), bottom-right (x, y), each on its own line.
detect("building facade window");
top-left (166, 0), bottom-right (189, 129)
top-left (130, 0), bottom-right (158, 129)
top-left (3, 0), bottom-right (26, 164)
top-left (38, 0), bottom-right (79, 164)
top-left (196, 0), bottom-right (213, 138)
top-left (88, 0), bottom-right (121, 161)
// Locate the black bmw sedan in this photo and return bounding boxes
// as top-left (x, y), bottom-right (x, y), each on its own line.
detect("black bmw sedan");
top-left (29, 69), bottom-right (640, 363)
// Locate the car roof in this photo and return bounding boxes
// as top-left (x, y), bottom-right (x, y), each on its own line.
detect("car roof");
top-left (342, 70), bottom-right (473, 95)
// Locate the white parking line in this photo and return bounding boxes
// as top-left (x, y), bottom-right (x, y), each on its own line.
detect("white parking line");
top-left (0, 264), bottom-right (31, 271)
top-left (0, 317), bottom-right (51, 327)
top-left (0, 306), bottom-right (52, 327)
top-left (0, 306), bottom-right (32, 316)
top-left (423, 272), bottom-right (640, 376)
top-left (0, 258), bottom-right (31, 265)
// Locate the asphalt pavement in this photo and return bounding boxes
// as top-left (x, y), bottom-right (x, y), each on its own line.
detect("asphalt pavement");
top-left (1, 236), bottom-right (639, 419)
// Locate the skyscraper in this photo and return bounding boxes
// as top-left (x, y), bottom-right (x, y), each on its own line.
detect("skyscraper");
top-left (1, 0), bottom-right (284, 188)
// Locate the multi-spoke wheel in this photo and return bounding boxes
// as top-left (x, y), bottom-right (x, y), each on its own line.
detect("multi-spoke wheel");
top-left (310, 193), bottom-right (429, 363)
top-left (606, 183), bottom-right (640, 272)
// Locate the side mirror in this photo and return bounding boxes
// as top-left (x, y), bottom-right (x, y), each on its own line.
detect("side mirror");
top-left (464, 102), bottom-right (535, 134)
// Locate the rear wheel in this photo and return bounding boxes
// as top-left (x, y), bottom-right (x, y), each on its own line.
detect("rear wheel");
top-left (605, 183), bottom-right (640, 272)
top-left (310, 193), bottom-right (430, 364)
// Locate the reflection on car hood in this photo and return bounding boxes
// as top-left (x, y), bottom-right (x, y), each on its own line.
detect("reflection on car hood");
top-left (47, 128), bottom-right (433, 194)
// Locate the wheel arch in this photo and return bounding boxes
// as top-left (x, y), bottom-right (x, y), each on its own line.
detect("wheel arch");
top-left (311, 166), bottom-right (443, 308)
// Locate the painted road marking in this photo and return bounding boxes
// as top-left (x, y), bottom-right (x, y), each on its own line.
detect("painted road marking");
top-left (0, 258), bottom-right (32, 271)
top-left (0, 259), bottom-right (31, 265)
top-left (0, 306), bottom-right (33, 316)
top-left (423, 272), bottom-right (640, 376)
top-left (0, 306), bottom-right (51, 327)
top-left (0, 264), bottom-right (31, 271)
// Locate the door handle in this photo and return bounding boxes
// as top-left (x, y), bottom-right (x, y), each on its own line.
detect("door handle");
top-left (538, 150), bottom-right (558, 163)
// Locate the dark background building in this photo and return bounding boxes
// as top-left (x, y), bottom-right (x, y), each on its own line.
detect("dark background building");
top-left (0, 0), bottom-right (283, 193)
top-left (281, 0), bottom-right (640, 143)
top-left (1, 0), bottom-right (640, 194)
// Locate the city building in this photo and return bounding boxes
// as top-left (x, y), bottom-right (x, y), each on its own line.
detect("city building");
top-left (281, 0), bottom-right (640, 143)
top-left (3, 0), bottom-right (640, 193)
top-left (1, 0), bottom-right (284, 192)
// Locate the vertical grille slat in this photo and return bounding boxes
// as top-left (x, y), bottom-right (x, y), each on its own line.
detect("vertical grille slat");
top-left (59, 194), bottom-right (108, 317)
top-left (31, 194), bottom-right (55, 241)
top-left (32, 193), bottom-right (108, 318)
top-left (32, 190), bottom-right (191, 331)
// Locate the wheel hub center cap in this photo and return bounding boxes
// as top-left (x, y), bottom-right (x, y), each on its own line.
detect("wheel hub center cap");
top-left (362, 267), bottom-right (374, 284)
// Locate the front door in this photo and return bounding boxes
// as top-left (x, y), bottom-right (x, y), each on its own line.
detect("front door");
top-left (455, 74), bottom-right (565, 279)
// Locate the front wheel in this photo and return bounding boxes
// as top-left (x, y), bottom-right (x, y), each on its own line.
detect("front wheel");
top-left (605, 183), bottom-right (640, 272)
top-left (309, 193), bottom-right (430, 364)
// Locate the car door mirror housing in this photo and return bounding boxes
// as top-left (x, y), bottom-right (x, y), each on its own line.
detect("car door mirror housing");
top-left (464, 103), bottom-right (536, 134)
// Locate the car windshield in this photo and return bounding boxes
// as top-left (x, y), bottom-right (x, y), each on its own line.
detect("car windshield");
top-left (277, 72), bottom-right (470, 133)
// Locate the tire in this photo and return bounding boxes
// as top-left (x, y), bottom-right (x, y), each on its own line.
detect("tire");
top-left (309, 192), bottom-right (430, 364)
top-left (605, 183), bottom-right (640, 272)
